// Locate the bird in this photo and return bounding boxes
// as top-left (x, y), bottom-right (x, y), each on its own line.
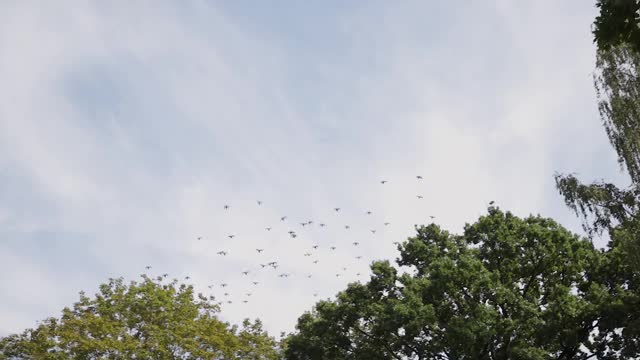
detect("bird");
top-left (356, 272), bottom-right (361, 276)
top-left (228, 234), bottom-right (235, 239)
top-left (319, 223), bottom-right (326, 227)
top-left (342, 267), bottom-right (347, 271)
top-left (260, 264), bottom-right (267, 268)
top-left (417, 195), bottom-right (423, 199)
top-left (243, 300), bottom-right (249, 304)
top-left (242, 271), bottom-right (249, 276)
top-left (489, 200), bottom-right (495, 205)
top-left (185, 276), bottom-right (190, 280)
top-left (217, 251), bottom-right (227, 256)
top-left (345, 225), bottom-right (350, 229)
top-left (416, 175), bottom-right (423, 180)
top-left (224, 205), bottom-right (230, 210)
top-left (272, 264), bottom-right (280, 269)
top-left (313, 293), bottom-right (318, 297)
top-left (307, 274), bottom-right (313, 278)
top-left (246, 292), bottom-right (252, 296)
top-left (307, 220), bottom-right (313, 225)
top-left (371, 229), bottom-right (376, 234)
top-left (392, 241), bottom-right (400, 245)
top-left (353, 242), bottom-right (359, 246)
top-left (381, 180), bottom-right (388, 184)
top-left (268, 261), bottom-right (278, 266)
top-left (281, 216), bottom-right (287, 221)
top-left (279, 273), bottom-right (289, 278)
top-left (256, 248), bottom-right (264, 253)
top-left (145, 266), bottom-right (152, 270)
top-left (208, 285), bottom-right (214, 289)
top-left (197, 236), bottom-right (202, 241)
top-left (366, 211), bottom-right (372, 215)
top-left (384, 222), bottom-right (390, 226)
top-left (356, 256), bottom-right (362, 259)
top-left (429, 215), bottom-right (435, 219)
top-left (257, 200), bottom-right (262, 205)
top-left (300, 222), bottom-right (307, 227)
top-left (330, 246), bottom-right (337, 250)
top-left (334, 207), bottom-right (341, 212)
top-left (304, 252), bottom-right (312, 257)
top-left (313, 260), bottom-right (319, 264)
top-left (312, 245), bottom-right (319, 249)
top-left (335, 274), bottom-right (341, 278)
top-left (221, 283), bottom-right (228, 287)
top-left (224, 292), bottom-right (229, 296)
top-left (227, 300), bottom-right (233, 304)
top-left (162, 273), bottom-right (168, 278)
top-left (265, 227), bottom-right (272, 231)
top-left (252, 281), bottom-right (259, 285)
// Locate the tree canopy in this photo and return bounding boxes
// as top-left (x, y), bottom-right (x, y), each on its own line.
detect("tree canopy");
top-left (0, 276), bottom-right (281, 359)
top-left (593, 0), bottom-right (640, 54)
top-left (284, 208), bottom-right (640, 359)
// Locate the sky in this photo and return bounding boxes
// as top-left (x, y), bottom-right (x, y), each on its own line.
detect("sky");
top-left (0, 1), bottom-right (631, 337)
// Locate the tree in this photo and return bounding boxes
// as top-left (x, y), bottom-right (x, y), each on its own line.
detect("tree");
top-left (593, 0), bottom-right (640, 53)
top-left (284, 208), bottom-right (639, 359)
top-left (0, 275), bottom-right (281, 359)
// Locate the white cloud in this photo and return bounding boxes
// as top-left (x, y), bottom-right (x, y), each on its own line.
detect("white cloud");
top-left (0, 0), bottom-right (623, 337)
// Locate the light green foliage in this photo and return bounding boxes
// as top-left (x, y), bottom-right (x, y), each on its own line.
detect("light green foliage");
top-left (0, 276), bottom-right (280, 359)
top-left (284, 208), bottom-right (639, 359)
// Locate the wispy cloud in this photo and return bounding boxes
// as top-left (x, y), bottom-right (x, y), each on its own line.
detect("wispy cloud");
top-left (0, 1), bottom-right (625, 336)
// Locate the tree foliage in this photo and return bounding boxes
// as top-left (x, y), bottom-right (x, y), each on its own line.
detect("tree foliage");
top-left (0, 276), bottom-right (281, 359)
top-left (284, 208), bottom-right (640, 359)
top-left (593, 0), bottom-right (640, 53)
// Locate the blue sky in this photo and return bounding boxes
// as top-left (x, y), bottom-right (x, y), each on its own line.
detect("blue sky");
top-left (0, 1), bottom-right (630, 336)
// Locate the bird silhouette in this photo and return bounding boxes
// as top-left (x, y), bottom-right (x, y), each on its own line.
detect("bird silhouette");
top-left (300, 222), bottom-right (307, 227)
top-left (221, 283), bottom-right (228, 287)
top-left (489, 200), bottom-right (495, 205)
top-left (227, 300), bottom-right (233, 304)
top-left (330, 246), bottom-right (337, 250)
top-left (384, 222), bottom-right (390, 226)
top-left (260, 264), bottom-right (267, 268)
top-left (224, 205), bottom-right (230, 210)
top-left (145, 266), bottom-right (152, 270)
top-left (345, 225), bottom-right (350, 229)
top-left (381, 180), bottom-right (388, 184)
top-left (197, 236), bottom-right (202, 241)
top-left (313, 260), bottom-right (319, 264)
top-left (416, 175), bottom-right (423, 180)
top-left (281, 216), bottom-right (287, 221)
top-left (342, 267), bottom-right (347, 271)
top-left (243, 300), bottom-right (249, 304)
top-left (228, 234), bottom-right (235, 239)
top-left (224, 292), bottom-right (229, 296)
top-left (429, 215), bottom-right (435, 219)
top-left (252, 281), bottom-right (259, 285)
top-left (356, 272), bottom-right (361, 276)
top-left (257, 200), bottom-right (262, 205)
top-left (246, 293), bottom-right (252, 296)
top-left (417, 195), bottom-right (423, 199)
top-left (217, 251), bottom-right (228, 256)
top-left (185, 276), bottom-right (190, 280)
top-left (366, 211), bottom-right (372, 215)
top-left (307, 220), bottom-right (313, 225)
top-left (265, 227), bottom-right (272, 231)
top-left (279, 273), bottom-right (289, 278)
top-left (335, 274), bottom-right (341, 277)
top-left (371, 230), bottom-right (376, 234)
top-left (307, 274), bottom-right (313, 278)
top-left (312, 245), bottom-right (319, 249)
top-left (208, 285), bottom-right (214, 289)
top-left (304, 252), bottom-right (312, 257)
top-left (313, 293), bottom-right (318, 297)
top-left (242, 271), bottom-right (249, 276)
top-left (356, 256), bottom-right (362, 259)
top-left (256, 248), bottom-right (264, 253)
top-left (319, 223), bottom-right (326, 227)
top-left (162, 273), bottom-right (168, 278)
top-left (334, 208), bottom-right (341, 212)
top-left (353, 242), bottom-right (359, 246)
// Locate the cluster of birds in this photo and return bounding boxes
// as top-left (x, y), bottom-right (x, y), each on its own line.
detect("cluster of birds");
top-left (144, 176), bottom-right (433, 307)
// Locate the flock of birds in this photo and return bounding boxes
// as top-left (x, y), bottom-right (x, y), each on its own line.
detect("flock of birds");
top-left (143, 175), bottom-right (436, 308)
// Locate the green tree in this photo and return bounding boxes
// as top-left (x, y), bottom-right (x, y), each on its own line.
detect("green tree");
top-left (593, 0), bottom-right (640, 53)
top-left (284, 208), bottom-right (639, 359)
top-left (0, 275), bottom-right (280, 359)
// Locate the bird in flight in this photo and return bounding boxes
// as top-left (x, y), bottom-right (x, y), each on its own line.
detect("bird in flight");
top-left (371, 229), bottom-right (376, 234)
top-left (313, 293), bottom-right (318, 297)
top-left (224, 205), bottom-right (230, 210)
top-left (300, 222), bottom-right (307, 227)
top-left (257, 200), bottom-right (262, 205)
top-left (243, 300), bottom-right (249, 304)
top-left (366, 211), bottom-right (372, 215)
top-left (252, 281), bottom-right (259, 285)
top-left (313, 260), bottom-right (319, 264)
top-left (242, 271), bottom-right (249, 276)
top-left (145, 266), bottom-right (152, 270)
top-left (260, 264), bottom-right (267, 268)
top-left (197, 236), bottom-right (202, 241)
top-left (417, 195), bottom-right (424, 199)
top-left (381, 180), bottom-right (388, 184)
top-left (208, 285), bottom-right (214, 289)
top-left (217, 251), bottom-right (228, 256)
top-left (356, 272), bottom-right (361, 276)
top-left (265, 227), bottom-right (272, 231)
top-left (312, 245), bottom-right (319, 249)
top-left (268, 261), bottom-right (278, 266)
top-left (256, 248), bottom-right (264, 253)
top-left (342, 267), bottom-right (347, 271)
top-left (429, 215), bottom-right (435, 219)
top-left (304, 252), bottom-right (312, 257)
top-left (319, 223), bottom-right (326, 227)
top-left (335, 274), bottom-right (341, 278)
top-left (356, 256), bottom-right (362, 260)
top-left (345, 225), bottom-right (350, 229)
top-left (185, 276), bottom-right (190, 280)
top-left (384, 222), bottom-right (390, 226)
top-left (392, 241), bottom-right (400, 245)
top-left (334, 207), bottom-right (341, 212)
top-left (228, 234), bottom-right (235, 239)
top-left (489, 200), bottom-right (495, 205)
top-left (281, 216), bottom-right (287, 221)
top-left (307, 274), bottom-right (313, 278)
top-left (330, 246), bottom-right (337, 250)
top-left (279, 273), bottom-right (290, 278)
top-left (307, 220), bottom-right (313, 225)
top-left (162, 273), bottom-right (168, 278)
top-left (353, 242), bottom-right (360, 246)
top-left (221, 283), bottom-right (228, 287)
top-left (416, 175), bottom-right (423, 180)
top-left (246, 292), bottom-right (252, 296)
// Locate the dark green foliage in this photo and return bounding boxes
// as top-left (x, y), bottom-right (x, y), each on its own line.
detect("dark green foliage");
top-left (285, 209), bottom-right (639, 359)
top-left (593, 0), bottom-right (640, 53)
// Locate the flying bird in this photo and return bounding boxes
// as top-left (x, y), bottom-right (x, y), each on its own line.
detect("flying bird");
top-left (307, 274), bottom-right (313, 278)
top-left (243, 300), bottom-right (249, 304)
top-left (217, 251), bottom-right (227, 256)
top-left (281, 216), bottom-right (287, 221)
top-left (300, 222), bottom-right (307, 227)
top-left (366, 211), bottom-right (372, 215)
top-left (208, 285), bottom-right (214, 289)
top-left (256, 248), bottom-right (264, 253)
top-left (319, 223), bottom-right (326, 227)
top-left (145, 266), bottom-right (152, 270)
top-left (336, 274), bottom-right (341, 278)
top-left (381, 180), bottom-right (388, 184)
top-left (384, 222), bottom-right (390, 226)
top-left (356, 256), bottom-right (362, 260)
top-left (429, 215), bottom-right (435, 219)
top-left (353, 242), bottom-right (360, 246)
top-left (224, 292), bottom-right (229, 296)
top-left (197, 236), bottom-right (202, 241)
top-left (313, 293), bottom-right (318, 297)
top-left (224, 205), bottom-right (230, 210)
top-left (227, 300), bottom-right (233, 304)
top-left (228, 234), bottom-right (235, 239)
top-left (162, 273), bottom-right (168, 278)
top-left (242, 271), bottom-right (249, 276)
top-left (257, 200), bottom-right (262, 205)
top-left (265, 227), bottom-right (272, 231)
top-left (279, 273), bottom-right (289, 278)
top-left (334, 208), bottom-right (341, 212)
top-left (417, 195), bottom-right (423, 199)
top-left (313, 260), bottom-right (319, 264)
top-left (356, 272), bottom-right (362, 276)
top-left (185, 276), bottom-right (190, 280)
top-left (342, 267), bottom-right (347, 271)
top-left (489, 200), bottom-right (495, 205)
top-left (312, 245), bottom-right (319, 249)
top-left (416, 175), bottom-right (423, 180)
top-left (307, 220), bottom-right (313, 225)
top-left (252, 281), bottom-right (259, 285)
top-left (371, 230), bottom-right (376, 234)
top-left (345, 225), bottom-right (350, 229)
top-left (221, 283), bottom-right (228, 287)
top-left (304, 252), bottom-right (312, 257)
top-left (246, 292), bottom-right (252, 296)
top-left (330, 246), bottom-right (337, 250)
